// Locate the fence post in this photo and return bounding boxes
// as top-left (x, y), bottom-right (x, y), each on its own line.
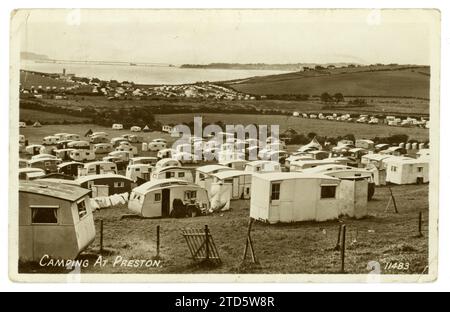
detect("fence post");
top-left (205, 225), bottom-right (210, 261)
top-left (335, 224), bottom-right (342, 250)
top-left (418, 212), bottom-right (423, 237)
top-left (340, 225), bottom-right (347, 273)
top-left (156, 225), bottom-right (160, 258)
top-left (100, 219), bottom-right (104, 253)
top-left (388, 187), bottom-right (399, 214)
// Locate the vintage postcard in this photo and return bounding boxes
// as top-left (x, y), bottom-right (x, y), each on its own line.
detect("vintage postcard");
top-left (9, 9), bottom-right (440, 282)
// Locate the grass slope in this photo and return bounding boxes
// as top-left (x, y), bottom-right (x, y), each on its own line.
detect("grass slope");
top-left (228, 66), bottom-right (430, 99)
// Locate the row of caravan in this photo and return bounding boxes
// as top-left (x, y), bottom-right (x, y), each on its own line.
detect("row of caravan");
top-left (18, 154), bottom-right (428, 262)
top-left (17, 168), bottom-right (371, 262)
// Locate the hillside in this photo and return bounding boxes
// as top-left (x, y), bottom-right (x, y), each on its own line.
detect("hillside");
top-left (226, 65), bottom-right (430, 99)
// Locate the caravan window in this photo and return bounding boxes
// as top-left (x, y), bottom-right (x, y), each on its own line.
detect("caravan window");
top-left (185, 191), bottom-right (197, 200)
top-left (271, 183), bottom-right (281, 201)
top-left (178, 172), bottom-right (185, 178)
top-left (321, 185), bottom-right (337, 199)
top-left (391, 166), bottom-right (397, 172)
top-left (77, 200), bottom-right (87, 219)
top-left (417, 167), bottom-right (423, 173)
top-left (31, 206), bottom-right (58, 224)
top-left (155, 193), bottom-right (161, 202)
top-left (114, 181), bottom-right (125, 188)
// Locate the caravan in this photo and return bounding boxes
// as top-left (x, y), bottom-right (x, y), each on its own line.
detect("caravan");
top-left (155, 158), bottom-right (182, 169)
top-left (57, 162), bottom-right (84, 176)
top-left (67, 141), bottom-right (90, 150)
top-left (112, 123), bottom-right (124, 130)
top-left (69, 149), bottom-right (96, 162)
top-left (126, 164), bottom-right (153, 182)
top-left (157, 148), bottom-right (176, 159)
top-left (244, 161), bottom-right (282, 173)
top-left (25, 144), bottom-right (45, 156)
top-left (93, 143), bottom-right (113, 154)
top-left (54, 148), bottom-right (76, 161)
top-left (90, 135), bottom-right (109, 144)
top-left (116, 144), bottom-right (138, 156)
top-left (149, 141), bottom-right (167, 152)
top-left (76, 174), bottom-right (133, 197)
top-left (385, 157), bottom-right (429, 185)
top-left (19, 168), bottom-right (46, 180)
top-left (290, 158), bottom-right (349, 172)
top-left (128, 179), bottom-right (210, 218)
top-left (219, 160), bottom-right (248, 171)
top-left (250, 173), bottom-right (341, 223)
top-left (129, 156), bottom-right (158, 166)
top-left (42, 136), bottom-right (60, 145)
top-left (80, 161), bottom-right (118, 176)
top-left (19, 180), bottom-right (95, 261)
top-left (27, 157), bottom-right (61, 173)
top-left (213, 170), bottom-right (252, 200)
top-left (195, 165), bottom-right (231, 192)
top-left (151, 166), bottom-right (194, 183)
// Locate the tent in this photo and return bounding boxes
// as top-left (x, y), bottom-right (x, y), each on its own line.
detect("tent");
top-left (210, 182), bottom-right (232, 212)
top-left (84, 129), bottom-right (93, 137)
top-left (33, 121), bottom-right (42, 127)
top-left (297, 137), bottom-right (322, 152)
top-left (143, 125), bottom-right (151, 132)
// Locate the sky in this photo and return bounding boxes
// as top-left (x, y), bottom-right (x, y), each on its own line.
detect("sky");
top-left (14, 9), bottom-right (437, 65)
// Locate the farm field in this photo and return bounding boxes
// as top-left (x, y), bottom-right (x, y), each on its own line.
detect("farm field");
top-left (20, 184), bottom-right (429, 274)
top-left (155, 113), bottom-right (430, 142)
top-left (18, 114), bottom-right (430, 147)
top-left (228, 66), bottom-right (430, 99)
top-left (25, 95), bottom-right (430, 117)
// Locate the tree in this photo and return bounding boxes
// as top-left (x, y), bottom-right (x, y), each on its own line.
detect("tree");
top-left (320, 92), bottom-right (333, 103)
top-left (334, 93), bottom-right (344, 104)
top-left (307, 132), bottom-right (317, 140)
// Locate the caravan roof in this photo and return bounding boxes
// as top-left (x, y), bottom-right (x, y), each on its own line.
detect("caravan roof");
top-left (76, 173), bottom-right (133, 185)
top-left (153, 165), bottom-right (188, 174)
top-left (362, 154), bottom-right (394, 161)
top-left (196, 165), bottom-right (229, 174)
top-left (132, 179), bottom-right (197, 195)
top-left (254, 172), bottom-right (340, 183)
top-left (19, 180), bottom-right (90, 202)
top-left (349, 148), bottom-right (366, 153)
top-left (213, 170), bottom-right (249, 180)
top-left (28, 157), bottom-right (61, 165)
top-left (303, 164), bottom-right (373, 179)
top-left (57, 161), bottom-right (83, 169)
top-left (385, 156), bottom-right (427, 166)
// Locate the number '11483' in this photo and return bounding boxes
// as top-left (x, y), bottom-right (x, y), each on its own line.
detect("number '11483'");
top-left (384, 262), bottom-right (410, 271)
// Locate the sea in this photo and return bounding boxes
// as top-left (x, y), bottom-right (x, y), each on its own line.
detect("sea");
top-left (21, 60), bottom-right (290, 85)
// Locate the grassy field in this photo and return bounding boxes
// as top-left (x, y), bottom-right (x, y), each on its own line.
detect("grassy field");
top-left (20, 184), bottom-right (429, 275)
top-left (20, 109), bottom-right (91, 124)
top-left (155, 113), bottom-right (429, 142)
top-left (228, 66), bottom-right (430, 99)
top-left (20, 71), bottom-right (80, 89)
top-left (18, 114), bottom-right (429, 146)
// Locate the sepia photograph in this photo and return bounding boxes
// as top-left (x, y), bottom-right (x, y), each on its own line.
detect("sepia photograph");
top-left (8, 8), bottom-right (440, 283)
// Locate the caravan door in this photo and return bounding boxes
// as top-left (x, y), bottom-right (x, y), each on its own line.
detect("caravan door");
top-left (227, 178), bottom-right (239, 199)
top-left (161, 189), bottom-right (170, 217)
